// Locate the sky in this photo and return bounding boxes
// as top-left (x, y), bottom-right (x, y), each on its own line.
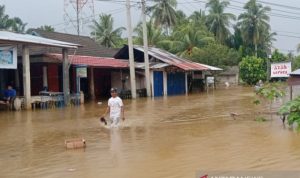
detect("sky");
top-left (1, 0), bottom-right (300, 54)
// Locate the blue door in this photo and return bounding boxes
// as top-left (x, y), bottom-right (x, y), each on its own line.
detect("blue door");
top-left (153, 71), bottom-right (164, 97)
top-left (167, 72), bottom-right (186, 95)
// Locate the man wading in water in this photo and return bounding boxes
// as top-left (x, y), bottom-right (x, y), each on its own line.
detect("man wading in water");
top-left (102, 88), bottom-right (125, 128)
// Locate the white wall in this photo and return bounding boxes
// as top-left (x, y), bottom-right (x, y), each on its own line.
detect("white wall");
top-left (111, 71), bottom-right (146, 91)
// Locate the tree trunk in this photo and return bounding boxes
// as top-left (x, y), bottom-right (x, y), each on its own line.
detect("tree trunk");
top-left (255, 43), bottom-right (258, 57)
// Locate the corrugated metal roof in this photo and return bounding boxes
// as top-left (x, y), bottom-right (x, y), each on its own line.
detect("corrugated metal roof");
top-left (199, 63), bottom-right (222, 71)
top-left (290, 69), bottom-right (300, 75)
top-left (26, 29), bottom-right (119, 57)
top-left (133, 46), bottom-right (222, 71)
top-left (135, 62), bottom-right (170, 69)
top-left (0, 31), bottom-right (80, 48)
top-left (46, 53), bottom-right (128, 68)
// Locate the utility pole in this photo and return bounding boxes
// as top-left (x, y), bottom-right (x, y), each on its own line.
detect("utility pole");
top-left (76, 0), bottom-right (80, 36)
top-left (141, 0), bottom-right (151, 97)
top-left (126, 0), bottom-right (137, 98)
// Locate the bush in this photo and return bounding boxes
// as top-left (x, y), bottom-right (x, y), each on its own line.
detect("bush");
top-left (279, 96), bottom-right (300, 126)
top-left (239, 56), bottom-right (267, 85)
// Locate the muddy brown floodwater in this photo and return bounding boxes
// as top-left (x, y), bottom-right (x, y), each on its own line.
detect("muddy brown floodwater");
top-left (0, 86), bottom-right (300, 178)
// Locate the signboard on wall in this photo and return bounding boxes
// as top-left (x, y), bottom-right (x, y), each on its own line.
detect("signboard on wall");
top-left (271, 62), bottom-right (291, 78)
top-left (207, 76), bottom-right (214, 84)
top-left (76, 67), bottom-right (87, 78)
top-left (0, 46), bottom-right (17, 69)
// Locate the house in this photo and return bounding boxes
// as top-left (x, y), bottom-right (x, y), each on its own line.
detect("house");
top-left (287, 69), bottom-right (300, 100)
top-left (17, 29), bottom-right (126, 99)
top-left (0, 31), bottom-right (80, 109)
top-left (216, 66), bottom-right (239, 86)
top-left (114, 45), bottom-right (222, 97)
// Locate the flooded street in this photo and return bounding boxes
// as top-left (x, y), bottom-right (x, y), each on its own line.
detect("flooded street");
top-left (1, 86), bottom-right (300, 178)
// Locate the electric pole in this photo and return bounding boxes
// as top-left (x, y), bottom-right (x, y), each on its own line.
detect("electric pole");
top-left (141, 0), bottom-right (151, 97)
top-left (76, 0), bottom-right (80, 36)
top-left (126, 0), bottom-right (137, 98)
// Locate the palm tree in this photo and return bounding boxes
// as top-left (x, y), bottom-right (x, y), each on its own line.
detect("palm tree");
top-left (162, 23), bottom-right (215, 56)
top-left (10, 17), bottom-right (27, 33)
top-left (134, 20), bottom-right (163, 47)
top-left (189, 9), bottom-right (206, 25)
top-left (147, 0), bottom-right (177, 33)
top-left (238, 0), bottom-right (271, 57)
top-left (205, 0), bottom-right (236, 44)
top-left (90, 14), bottom-right (125, 48)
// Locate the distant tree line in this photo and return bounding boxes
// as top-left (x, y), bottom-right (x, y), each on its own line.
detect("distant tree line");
top-left (90, 0), bottom-right (276, 67)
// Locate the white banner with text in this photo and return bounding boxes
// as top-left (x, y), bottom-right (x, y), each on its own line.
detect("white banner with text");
top-left (271, 62), bottom-right (291, 78)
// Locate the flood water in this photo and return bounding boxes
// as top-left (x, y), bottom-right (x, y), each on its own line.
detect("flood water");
top-left (1, 86), bottom-right (300, 178)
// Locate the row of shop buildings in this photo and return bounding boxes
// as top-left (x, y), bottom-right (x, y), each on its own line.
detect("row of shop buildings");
top-left (0, 29), bottom-right (233, 109)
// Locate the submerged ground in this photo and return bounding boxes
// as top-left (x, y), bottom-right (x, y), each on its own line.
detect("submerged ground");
top-left (0, 86), bottom-right (299, 178)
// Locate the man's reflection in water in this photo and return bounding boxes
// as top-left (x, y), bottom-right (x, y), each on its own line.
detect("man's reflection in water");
top-left (109, 128), bottom-right (122, 167)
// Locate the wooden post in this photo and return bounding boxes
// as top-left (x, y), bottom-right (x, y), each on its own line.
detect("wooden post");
top-left (290, 85), bottom-right (293, 101)
top-left (22, 45), bottom-right (31, 109)
top-left (89, 67), bottom-right (95, 100)
top-left (62, 48), bottom-right (70, 105)
top-left (42, 66), bottom-right (48, 88)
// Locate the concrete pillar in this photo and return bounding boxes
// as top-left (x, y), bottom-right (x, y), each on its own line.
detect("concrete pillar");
top-left (185, 72), bottom-right (188, 95)
top-left (42, 66), bottom-right (48, 88)
top-left (22, 45), bottom-right (31, 109)
top-left (89, 67), bottom-right (95, 100)
top-left (62, 48), bottom-right (70, 105)
top-left (290, 85), bottom-right (293, 101)
top-left (163, 71), bottom-right (167, 96)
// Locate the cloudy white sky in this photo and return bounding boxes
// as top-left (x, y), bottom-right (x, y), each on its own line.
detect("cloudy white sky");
top-left (0, 0), bottom-right (300, 54)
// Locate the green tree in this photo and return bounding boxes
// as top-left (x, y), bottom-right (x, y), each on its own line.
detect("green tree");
top-left (239, 56), bottom-right (267, 85)
top-left (175, 10), bottom-right (188, 26)
top-left (205, 0), bottom-right (236, 44)
top-left (147, 0), bottom-right (177, 32)
top-left (37, 25), bottom-right (55, 32)
top-left (271, 49), bottom-right (288, 63)
top-left (133, 20), bottom-right (164, 47)
top-left (187, 42), bottom-right (241, 67)
top-left (10, 17), bottom-right (27, 33)
top-left (189, 9), bottom-right (206, 25)
top-left (292, 55), bottom-right (300, 70)
top-left (90, 14), bottom-right (125, 48)
top-left (237, 0), bottom-right (271, 57)
top-left (161, 22), bottom-right (215, 56)
top-left (0, 5), bottom-right (27, 33)
top-left (0, 5), bottom-right (12, 30)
